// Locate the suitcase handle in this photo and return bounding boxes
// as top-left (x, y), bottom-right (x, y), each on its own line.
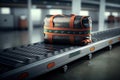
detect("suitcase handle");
top-left (70, 14), bottom-right (76, 29)
top-left (49, 14), bottom-right (65, 28)
top-left (49, 14), bottom-right (76, 29)
top-left (49, 14), bottom-right (88, 29)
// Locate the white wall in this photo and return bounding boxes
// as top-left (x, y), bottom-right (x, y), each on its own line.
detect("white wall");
top-left (12, 8), bottom-right (45, 27)
top-left (11, 8), bottom-right (72, 27)
top-left (0, 14), bottom-right (14, 28)
top-left (0, 8), bottom-right (101, 28)
top-left (40, 9), bottom-right (49, 25)
top-left (12, 8), bottom-right (28, 28)
top-left (31, 9), bottom-right (42, 26)
top-left (62, 10), bottom-right (71, 14)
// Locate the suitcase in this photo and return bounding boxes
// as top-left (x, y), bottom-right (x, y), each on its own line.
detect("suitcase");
top-left (44, 14), bottom-right (92, 45)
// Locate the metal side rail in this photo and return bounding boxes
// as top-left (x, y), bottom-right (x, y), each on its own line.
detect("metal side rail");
top-left (0, 28), bottom-right (120, 80)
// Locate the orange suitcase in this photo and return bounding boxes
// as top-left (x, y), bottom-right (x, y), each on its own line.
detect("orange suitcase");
top-left (44, 14), bottom-right (92, 45)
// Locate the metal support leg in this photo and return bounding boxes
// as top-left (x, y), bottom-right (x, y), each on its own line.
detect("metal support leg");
top-left (109, 45), bottom-right (112, 50)
top-left (88, 61), bottom-right (92, 66)
top-left (88, 53), bottom-right (92, 60)
top-left (62, 65), bottom-right (68, 73)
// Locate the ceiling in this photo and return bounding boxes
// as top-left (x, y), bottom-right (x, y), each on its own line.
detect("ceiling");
top-left (106, 0), bottom-right (120, 4)
top-left (0, 0), bottom-right (120, 12)
top-left (0, 0), bottom-right (120, 4)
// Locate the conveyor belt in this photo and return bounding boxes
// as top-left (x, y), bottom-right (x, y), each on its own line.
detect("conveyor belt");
top-left (0, 28), bottom-right (120, 80)
top-left (0, 44), bottom-right (74, 68)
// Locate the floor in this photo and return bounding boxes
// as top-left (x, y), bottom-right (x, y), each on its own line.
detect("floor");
top-left (0, 23), bottom-right (120, 80)
top-left (34, 44), bottom-right (120, 80)
top-left (0, 27), bottom-right (44, 49)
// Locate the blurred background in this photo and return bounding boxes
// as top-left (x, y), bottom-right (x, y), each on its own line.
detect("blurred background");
top-left (0, 1), bottom-right (120, 80)
top-left (0, 0), bottom-right (120, 49)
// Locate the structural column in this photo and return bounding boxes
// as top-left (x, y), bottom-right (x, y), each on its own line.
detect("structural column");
top-left (98, 0), bottom-right (106, 31)
top-left (28, 0), bottom-right (34, 43)
top-left (28, 0), bottom-right (33, 32)
top-left (72, 0), bottom-right (82, 15)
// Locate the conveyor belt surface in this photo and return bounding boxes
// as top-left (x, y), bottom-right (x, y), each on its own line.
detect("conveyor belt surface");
top-left (0, 44), bottom-right (75, 68)
top-left (0, 28), bottom-right (120, 80)
top-left (92, 28), bottom-right (120, 42)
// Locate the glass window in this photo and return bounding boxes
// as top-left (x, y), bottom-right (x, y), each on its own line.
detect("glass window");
top-left (31, 9), bottom-right (41, 21)
top-left (112, 12), bottom-right (118, 17)
top-left (105, 12), bottom-right (110, 19)
top-left (1, 7), bottom-right (10, 14)
top-left (49, 9), bottom-right (62, 15)
top-left (80, 10), bottom-right (89, 16)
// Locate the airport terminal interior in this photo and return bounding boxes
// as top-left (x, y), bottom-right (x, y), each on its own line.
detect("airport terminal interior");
top-left (0, 0), bottom-right (120, 80)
